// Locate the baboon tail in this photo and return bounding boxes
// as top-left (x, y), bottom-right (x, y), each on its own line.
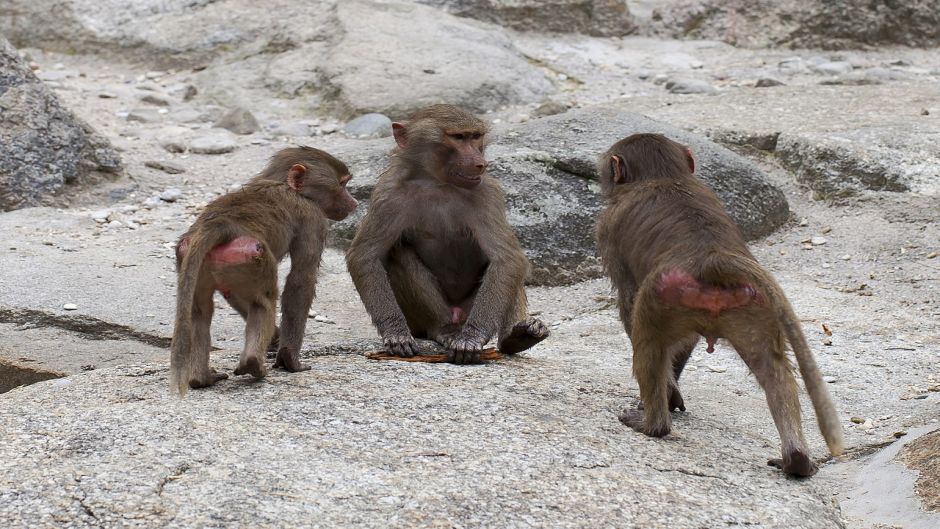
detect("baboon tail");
top-left (169, 229), bottom-right (228, 396)
top-left (776, 290), bottom-right (844, 457)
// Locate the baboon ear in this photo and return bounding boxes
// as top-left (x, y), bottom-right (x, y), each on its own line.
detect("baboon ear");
top-left (287, 164), bottom-right (306, 191)
top-left (392, 122), bottom-right (407, 148)
top-left (610, 155), bottom-right (626, 184)
top-left (685, 148), bottom-right (695, 174)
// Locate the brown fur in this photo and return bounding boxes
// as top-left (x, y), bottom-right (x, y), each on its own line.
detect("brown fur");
top-left (595, 133), bottom-right (843, 477)
top-left (170, 147), bottom-right (357, 395)
top-left (345, 104), bottom-right (549, 364)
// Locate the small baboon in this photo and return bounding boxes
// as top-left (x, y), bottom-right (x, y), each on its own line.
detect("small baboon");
top-left (171, 147), bottom-right (357, 394)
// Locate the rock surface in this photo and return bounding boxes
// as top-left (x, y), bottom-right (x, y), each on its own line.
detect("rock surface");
top-left (647, 0), bottom-right (940, 49)
top-left (343, 113), bottom-right (393, 138)
top-left (213, 107), bottom-right (260, 135)
top-left (0, 37), bottom-right (121, 210)
top-left (0, 0), bottom-right (337, 66)
top-left (418, 0), bottom-right (636, 36)
top-left (0, 349), bottom-right (846, 528)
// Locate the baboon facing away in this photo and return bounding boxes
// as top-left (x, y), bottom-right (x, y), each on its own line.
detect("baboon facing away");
top-left (171, 147), bottom-right (357, 394)
top-left (595, 133), bottom-right (843, 477)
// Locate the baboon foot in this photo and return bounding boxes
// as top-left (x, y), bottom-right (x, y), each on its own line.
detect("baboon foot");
top-left (768, 449), bottom-right (817, 477)
top-left (188, 369), bottom-right (228, 389)
top-left (273, 347), bottom-right (311, 372)
top-left (499, 317), bottom-right (550, 355)
top-left (234, 356), bottom-right (267, 379)
top-left (618, 407), bottom-right (671, 438)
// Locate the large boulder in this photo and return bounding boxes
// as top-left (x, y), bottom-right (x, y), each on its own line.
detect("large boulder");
top-left (4, 1), bottom-right (557, 117)
top-left (319, 0), bottom-right (557, 117)
top-left (417, 0), bottom-right (635, 36)
top-left (333, 107), bottom-right (789, 285)
top-left (646, 0), bottom-right (940, 49)
top-left (192, 0), bottom-right (557, 118)
top-left (0, 0), bottom-right (338, 67)
top-left (0, 38), bottom-right (121, 211)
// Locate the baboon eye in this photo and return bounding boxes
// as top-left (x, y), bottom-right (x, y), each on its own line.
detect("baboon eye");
top-left (471, 132), bottom-right (482, 140)
top-left (452, 133), bottom-right (466, 140)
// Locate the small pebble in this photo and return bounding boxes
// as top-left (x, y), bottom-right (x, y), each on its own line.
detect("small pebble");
top-left (927, 252), bottom-right (938, 259)
top-left (91, 209), bottom-right (112, 223)
top-left (799, 218), bottom-right (809, 227)
top-left (706, 365), bottom-right (727, 373)
top-left (840, 254), bottom-right (851, 260)
top-left (62, 303), bottom-right (78, 310)
top-left (823, 376), bottom-right (837, 383)
top-left (313, 315), bottom-right (335, 324)
top-left (145, 160), bottom-right (186, 174)
top-left (850, 416), bottom-right (865, 424)
top-left (160, 188), bottom-right (183, 202)
top-left (811, 236), bottom-right (827, 246)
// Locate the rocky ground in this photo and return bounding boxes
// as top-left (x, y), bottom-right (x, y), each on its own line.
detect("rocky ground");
top-left (1, 1), bottom-right (938, 528)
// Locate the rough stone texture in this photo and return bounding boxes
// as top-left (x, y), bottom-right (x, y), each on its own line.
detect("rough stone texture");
top-left (0, 352), bottom-right (846, 528)
top-left (0, 37), bottom-right (121, 211)
top-left (899, 429), bottom-right (940, 513)
top-left (187, 0), bottom-right (557, 119)
top-left (332, 107), bottom-right (788, 285)
top-left (319, 1), bottom-right (556, 117)
top-left (343, 113), bottom-right (393, 138)
top-left (646, 0), bottom-right (940, 49)
top-left (188, 129), bottom-right (238, 154)
top-left (776, 134), bottom-right (911, 198)
top-left (0, 0), bottom-right (338, 67)
top-left (665, 78), bottom-right (717, 94)
top-left (213, 107), bottom-right (260, 135)
top-left (417, 0), bottom-right (635, 37)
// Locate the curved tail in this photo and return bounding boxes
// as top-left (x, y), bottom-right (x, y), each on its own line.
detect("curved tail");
top-left (696, 253), bottom-right (844, 457)
top-left (777, 296), bottom-right (844, 457)
top-left (170, 228), bottom-right (228, 396)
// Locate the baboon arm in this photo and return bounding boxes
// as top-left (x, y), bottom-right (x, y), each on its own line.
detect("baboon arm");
top-left (463, 215), bottom-right (528, 340)
top-left (279, 226), bottom-right (325, 352)
top-left (346, 210), bottom-right (411, 337)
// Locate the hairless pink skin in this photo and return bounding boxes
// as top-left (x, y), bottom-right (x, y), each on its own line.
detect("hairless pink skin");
top-left (205, 237), bottom-right (264, 266)
top-left (177, 236), bottom-right (264, 267)
top-left (655, 269), bottom-right (758, 353)
top-left (656, 269), bottom-right (757, 314)
top-left (177, 236), bottom-right (264, 298)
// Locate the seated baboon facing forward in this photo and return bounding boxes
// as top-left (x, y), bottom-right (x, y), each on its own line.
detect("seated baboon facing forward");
top-left (346, 105), bottom-right (549, 364)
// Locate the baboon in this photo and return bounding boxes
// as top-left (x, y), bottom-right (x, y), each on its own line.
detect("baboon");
top-left (171, 147), bottom-right (357, 394)
top-left (595, 133), bottom-right (843, 476)
top-left (346, 104), bottom-right (549, 364)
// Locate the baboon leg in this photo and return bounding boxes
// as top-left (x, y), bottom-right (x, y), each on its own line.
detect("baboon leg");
top-left (619, 293), bottom-right (673, 437)
top-left (731, 329), bottom-right (816, 477)
top-left (387, 247), bottom-right (453, 342)
top-left (497, 288), bottom-right (549, 355)
top-left (228, 295), bottom-right (279, 352)
top-left (668, 336), bottom-right (698, 412)
top-left (189, 280), bottom-right (228, 389)
top-left (232, 259), bottom-right (277, 380)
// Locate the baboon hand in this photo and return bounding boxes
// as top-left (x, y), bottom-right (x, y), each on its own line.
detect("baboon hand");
top-left (384, 334), bottom-right (418, 357)
top-left (447, 327), bottom-right (487, 364)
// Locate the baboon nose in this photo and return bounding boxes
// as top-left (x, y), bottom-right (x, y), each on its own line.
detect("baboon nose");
top-left (476, 161), bottom-right (487, 170)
